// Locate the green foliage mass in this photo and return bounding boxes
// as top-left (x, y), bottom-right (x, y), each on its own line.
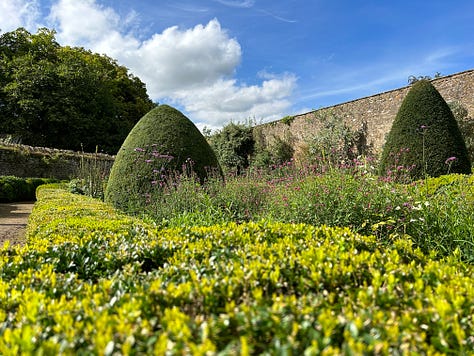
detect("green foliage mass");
top-left (0, 176), bottom-right (58, 202)
top-left (207, 122), bottom-right (254, 174)
top-left (305, 110), bottom-right (369, 167)
top-left (252, 129), bottom-right (294, 167)
top-left (0, 186), bottom-right (472, 353)
top-left (379, 80), bottom-right (471, 180)
top-left (0, 28), bottom-right (155, 154)
top-left (449, 101), bottom-right (474, 164)
top-left (105, 105), bottom-right (222, 210)
top-left (101, 152), bottom-right (474, 261)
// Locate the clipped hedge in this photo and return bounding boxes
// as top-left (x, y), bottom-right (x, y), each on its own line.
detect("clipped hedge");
top-left (0, 186), bottom-right (473, 354)
top-left (105, 105), bottom-right (222, 211)
top-left (379, 80), bottom-right (471, 180)
top-left (0, 176), bottom-right (58, 202)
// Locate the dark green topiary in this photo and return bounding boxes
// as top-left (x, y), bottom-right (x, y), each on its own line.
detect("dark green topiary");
top-left (379, 80), bottom-right (471, 180)
top-left (105, 105), bottom-right (222, 210)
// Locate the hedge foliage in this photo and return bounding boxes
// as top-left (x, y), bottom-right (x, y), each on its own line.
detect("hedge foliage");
top-left (379, 80), bottom-right (471, 180)
top-left (105, 105), bottom-right (222, 210)
top-left (0, 186), bottom-right (473, 354)
top-left (0, 176), bottom-right (58, 202)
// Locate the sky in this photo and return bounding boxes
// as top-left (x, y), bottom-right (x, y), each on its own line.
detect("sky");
top-left (1, 0), bottom-right (474, 131)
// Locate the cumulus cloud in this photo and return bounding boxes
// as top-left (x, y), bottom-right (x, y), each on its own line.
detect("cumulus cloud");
top-left (174, 73), bottom-right (297, 127)
top-left (17, 0), bottom-right (296, 128)
top-left (0, 0), bottom-right (41, 32)
top-left (49, 0), bottom-right (140, 53)
top-left (131, 19), bottom-right (242, 96)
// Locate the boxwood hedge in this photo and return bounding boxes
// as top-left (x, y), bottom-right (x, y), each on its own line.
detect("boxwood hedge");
top-left (0, 186), bottom-right (472, 354)
top-left (0, 176), bottom-right (58, 202)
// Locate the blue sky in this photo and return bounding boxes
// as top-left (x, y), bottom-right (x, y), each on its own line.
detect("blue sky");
top-left (1, 0), bottom-right (474, 131)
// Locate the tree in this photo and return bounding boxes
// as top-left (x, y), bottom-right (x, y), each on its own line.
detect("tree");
top-left (379, 80), bottom-right (471, 180)
top-left (0, 28), bottom-right (155, 153)
top-left (105, 105), bottom-right (222, 210)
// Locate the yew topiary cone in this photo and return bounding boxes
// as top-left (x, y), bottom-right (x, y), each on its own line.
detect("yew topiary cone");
top-left (379, 80), bottom-right (471, 180)
top-left (105, 105), bottom-right (222, 210)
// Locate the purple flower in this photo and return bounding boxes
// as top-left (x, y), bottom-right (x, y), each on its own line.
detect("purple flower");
top-left (145, 159), bottom-right (153, 163)
top-left (445, 156), bottom-right (457, 164)
top-left (134, 147), bottom-right (145, 152)
top-left (151, 151), bottom-right (174, 160)
top-left (420, 125), bottom-right (428, 130)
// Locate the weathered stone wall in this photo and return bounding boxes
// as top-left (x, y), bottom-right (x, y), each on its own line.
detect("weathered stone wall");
top-left (255, 69), bottom-right (474, 159)
top-left (0, 144), bottom-right (114, 179)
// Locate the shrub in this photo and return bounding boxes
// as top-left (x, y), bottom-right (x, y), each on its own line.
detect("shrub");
top-left (379, 80), bottom-right (471, 180)
top-left (449, 101), bottom-right (474, 164)
top-left (207, 122), bottom-right (254, 174)
top-left (299, 110), bottom-right (370, 169)
top-left (251, 133), bottom-right (294, 168)
top-left (1, 186), bottom-right (472, 353)
top-left (0, 176), bottom-right (58, 202)
top-left (104, 105), bottom-right (222, 210)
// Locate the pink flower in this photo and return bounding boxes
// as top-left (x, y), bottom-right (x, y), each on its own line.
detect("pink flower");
top-left (445, 156), bottom-right (457, 164)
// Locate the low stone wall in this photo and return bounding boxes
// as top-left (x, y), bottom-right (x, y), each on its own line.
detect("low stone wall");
top-left (0, 144), bottom-right (114, 179)
top-left (255, 69), bottom-right (474, 158)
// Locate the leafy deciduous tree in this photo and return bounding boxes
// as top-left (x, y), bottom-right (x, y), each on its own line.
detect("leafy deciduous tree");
top-left (0, 28), bottom-right (155, 153)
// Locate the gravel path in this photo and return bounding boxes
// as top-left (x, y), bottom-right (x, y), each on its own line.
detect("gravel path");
top-left (0, 202), bottom-right (35, 248)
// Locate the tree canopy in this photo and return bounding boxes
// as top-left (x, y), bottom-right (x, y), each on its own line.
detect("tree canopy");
top-left (0, 27), bottom-right (155, 153)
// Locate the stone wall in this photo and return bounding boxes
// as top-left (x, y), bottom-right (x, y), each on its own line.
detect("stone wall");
top-left (254, 69), bottom-right (474, 159)
top-left (0, 144), bottom-right (114, 179)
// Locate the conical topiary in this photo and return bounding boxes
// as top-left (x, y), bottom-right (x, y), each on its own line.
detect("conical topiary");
top-left (379, 80), bottom-right (471, 180)
top-left (105, 104), bottom-right (222, 210)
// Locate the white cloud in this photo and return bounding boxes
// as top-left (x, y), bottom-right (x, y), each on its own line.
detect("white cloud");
top-left (173, 73), bottom-right (297, 127)
top-left (49, 0), bottom-right (139, 51)
top-left (131, 19), bottom-right (242, 95)
top-left (213, 0), bottom-right (255, 8)
top-left (0, 0), bottom-right (41, 32)
top-left (46, 0), bottom-right (296, 128)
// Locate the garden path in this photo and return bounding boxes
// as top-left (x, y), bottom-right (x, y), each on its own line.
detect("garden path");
top-left (0, 202), bottom-right (34, 248)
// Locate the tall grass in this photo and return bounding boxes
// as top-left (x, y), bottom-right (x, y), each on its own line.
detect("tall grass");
top-left (74, 154), bottom-right (474, 261)
top-left (68, 146), bottom-right (113, 200)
